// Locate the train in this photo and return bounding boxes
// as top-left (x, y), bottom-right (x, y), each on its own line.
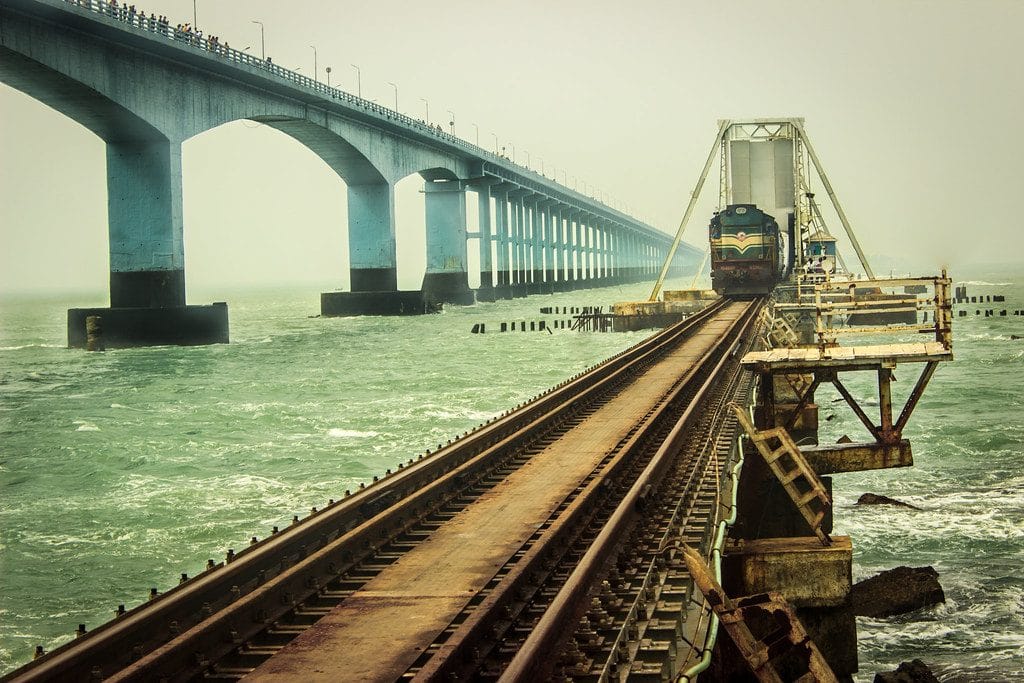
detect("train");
top-left (708, 203), bottom-right (787, 297)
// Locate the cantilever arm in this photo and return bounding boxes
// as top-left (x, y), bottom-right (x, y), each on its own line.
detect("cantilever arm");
top-left (649, 119), bottom-right (730, 302)
top-left (793, 120), bottom-right (875, 279)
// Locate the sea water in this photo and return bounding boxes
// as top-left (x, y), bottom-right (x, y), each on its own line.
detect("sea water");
top-left (1, 271), bottom-right (1022, 680)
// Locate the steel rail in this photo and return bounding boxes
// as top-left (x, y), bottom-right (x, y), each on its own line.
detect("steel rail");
top-left (582, 342), bottom-right (756, 679)
top-left (408, 303), bottom-right (758, 681)
top-left (4, 300), bottom-right (729, 682)
top-left (501, 300), bottom-right (762, 681)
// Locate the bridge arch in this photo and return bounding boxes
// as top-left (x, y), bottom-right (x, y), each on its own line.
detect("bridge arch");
top-left (180, 120), bottom-right (348, 291)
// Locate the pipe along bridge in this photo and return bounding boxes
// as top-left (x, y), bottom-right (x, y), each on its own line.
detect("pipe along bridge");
top-left (6, 299), bottom-right (769, 681)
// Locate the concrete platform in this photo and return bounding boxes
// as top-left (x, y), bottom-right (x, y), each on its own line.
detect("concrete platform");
top-left (67, 303), bottom-right (229, 349)
top-left (722, 536), bottom-right (852, 609)
top-left (320, 291), bottom-right (438, 316)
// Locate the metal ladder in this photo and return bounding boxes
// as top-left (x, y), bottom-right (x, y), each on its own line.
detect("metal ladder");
top-left (731, 404), bottom-right (832, 546)
top-left (680, 545), bottom-right (838, 683)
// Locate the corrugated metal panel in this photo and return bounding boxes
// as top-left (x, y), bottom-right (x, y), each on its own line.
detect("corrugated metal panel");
top-left (749, 142), bottom-right (775, 209)
top-left (729, 138), bottom-right (795, 219)
top-left (773, 138), bottom-right (794, 209)
top-left (730, 140), bottom-right (751, 204)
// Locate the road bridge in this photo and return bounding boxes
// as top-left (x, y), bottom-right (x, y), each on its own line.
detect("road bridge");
top-left (0, 0), bottom-right (700, 347)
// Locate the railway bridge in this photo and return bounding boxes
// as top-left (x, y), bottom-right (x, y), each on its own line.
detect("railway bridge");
top-left (0, 0), bottom-right (699, 347)
top-left (3, 277), bottom-right (953, 681)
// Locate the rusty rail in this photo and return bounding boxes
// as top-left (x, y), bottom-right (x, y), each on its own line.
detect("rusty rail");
top-left (501, 300), bottom-right (762, 681)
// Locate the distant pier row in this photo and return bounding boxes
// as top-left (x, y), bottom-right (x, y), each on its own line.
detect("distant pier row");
top-left (0, 0), bottom-right (697, 347)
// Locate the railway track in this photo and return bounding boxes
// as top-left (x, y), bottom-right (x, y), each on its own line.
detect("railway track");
top-left (5, 298), bottom-right (762, 683)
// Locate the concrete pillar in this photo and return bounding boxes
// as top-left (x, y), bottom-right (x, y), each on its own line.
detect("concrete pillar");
top-left (530, 199), bottom-right (546, 293)
top-left (421, 180), bottom-right (474, 306)
top-left (107, 139), bottom-right (185, 308)
top-left (68, 138), bottom-right (228, 348)
top-left (559, 208), bottom-right (570, 291)
top-left (511, 193), bottom-right (528, 297)
top-left (581, 218), bottom-right (592, 284)
top-left (544, 205), bottom-right (556, 292)
top-left (606, 228), bottom-right (614, 284)
top-left (475, 184), bottom-right (495, 302)
top-left (347, 182), bottom-right (397, 292)
top-left (493, 190), bottom-right (511, 299)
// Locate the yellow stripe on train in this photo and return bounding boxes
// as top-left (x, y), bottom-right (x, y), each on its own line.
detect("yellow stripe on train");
top-left (712, 235), bottom-right (769, 255)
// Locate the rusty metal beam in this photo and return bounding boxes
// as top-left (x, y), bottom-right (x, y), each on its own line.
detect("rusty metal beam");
top-left (828, 376), bottom-right (880, 441)
top-left (800, 440), bottom-right (913, 474)
top-left (877, 367), bottom-right (896, 444)
top-left (784, 374), bottom-right (823, 432)
top-left (894, 361), bottom-right (938, 435)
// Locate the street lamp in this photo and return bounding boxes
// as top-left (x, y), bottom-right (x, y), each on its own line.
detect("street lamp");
top-left (524, 150), bottom-right (530, 168)
top-left (251, 21), bottom-right (264, 60)
top-left (386, 81), bottom-right (398, 110)
top-left (192, 0), bottom-right (197, 28)
top-left (491, 133), bottom-right (498, 154)
top-left (420, 97), bottom-right (429, 123)
top-left (510, 143), bottom-right (516, 163)
top-left (351, 64), bottom-right (361, 98)
top-left (325, 66), bottom-right (332, 87)
top-left (471, 123), bottom-right (479, 146)
top-left (310, 45), bottom-right (317, 81)
top-left (447, 110), bottom-right (455, 134)
top-left (537, 158), bottom-right (544, 175)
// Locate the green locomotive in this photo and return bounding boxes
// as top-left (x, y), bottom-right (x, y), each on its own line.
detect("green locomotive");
top-left (709, 204), bottom-right (786, 297)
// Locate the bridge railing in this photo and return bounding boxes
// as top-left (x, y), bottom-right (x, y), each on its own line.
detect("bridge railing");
top-left (58, 0), bottom-right (664, 237)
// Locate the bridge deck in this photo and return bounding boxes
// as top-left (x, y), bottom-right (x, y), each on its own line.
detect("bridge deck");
top-left (243, 303), bottom-right (748, 682)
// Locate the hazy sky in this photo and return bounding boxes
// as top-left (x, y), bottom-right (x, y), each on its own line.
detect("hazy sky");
top-left (1, 0), bottom-right (1021, 296)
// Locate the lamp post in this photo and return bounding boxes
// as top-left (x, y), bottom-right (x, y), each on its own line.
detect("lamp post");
top-left (510, 143), bottom-right (516, 164)
top-left (386, 81), bottom-right (398, 110)
top-left (325, 66), bottom-right (332, 87)
top-left (524, 150), bottom-right (530, 168)
top-left (447, 110), bottom-right (455, 134)
top-left (351, 64), bottom-right (361, 98)
top-left (420, 97), bottom-right (429, 124)
top-left (192, 0), bottom-right (197, 28)
top-left (251, 20), bottom-right (264, 60)
top-left (538, 158), bottom-right (544, 175)
top-left (310, 45), bottom-right (317, 81)
top-left (491, 133), bottom-right (498, 154)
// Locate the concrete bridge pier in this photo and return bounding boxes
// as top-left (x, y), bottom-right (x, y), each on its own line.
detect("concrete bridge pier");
top-left (474, 183), bottom-right (496, 302)
top-left (68, 138), bottom-right (228, 348)
top-left (322, 182), bottom-right (426, 315)
top-left (421, 180), bottom-right (475, 307)
top-left (509, 191), bottom-right (529, 298)
top-left (542, 205), bottom-right (557, 293)
top-left (529, 199), bottom-right (549, 294)
top-left (492, 189), bottom-right (513, 299)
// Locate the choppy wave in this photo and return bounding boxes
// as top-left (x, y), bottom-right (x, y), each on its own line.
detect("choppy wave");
top-left (0, 344), bottom-right (64, 352)
top-left (327, 428), bottom-right (380, 439)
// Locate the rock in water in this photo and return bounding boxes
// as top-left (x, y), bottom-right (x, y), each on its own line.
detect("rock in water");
top-left (852, 566), bottom-right (945, 617)
top-left (856, 492), bottom-right (922, 510)
top-left (873, 659), bottom-right (940, 682)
